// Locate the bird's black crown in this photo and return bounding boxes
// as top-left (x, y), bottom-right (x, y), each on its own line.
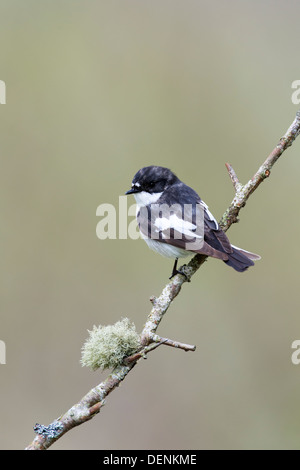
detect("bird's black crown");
top-left (131, 166), bottom-right (179, 194)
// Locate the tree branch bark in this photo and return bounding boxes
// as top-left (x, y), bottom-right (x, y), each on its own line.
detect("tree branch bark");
top-left (25, 109), bottom-right (300, 450)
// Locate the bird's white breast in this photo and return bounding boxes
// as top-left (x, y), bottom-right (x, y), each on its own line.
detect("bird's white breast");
top-left (142, 236), bottom-right (191, 259)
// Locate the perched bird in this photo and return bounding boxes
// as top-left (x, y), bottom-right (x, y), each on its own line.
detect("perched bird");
top-left (125, 166), bottom-right (260, 278)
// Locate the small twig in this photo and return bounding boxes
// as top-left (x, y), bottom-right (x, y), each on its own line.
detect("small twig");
top-left (151, 334), bottom-right (196, 352)
top-left (225, 162), bottom-right (242, 192)
top-left (123, 341), bottom-right (166, 364)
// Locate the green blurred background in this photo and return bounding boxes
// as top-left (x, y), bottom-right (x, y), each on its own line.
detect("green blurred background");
top-left (1, 0), bottom-right (300, 450)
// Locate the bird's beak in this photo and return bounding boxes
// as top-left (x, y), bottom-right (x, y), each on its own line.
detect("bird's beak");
top-left (125, 187), bottom-right (140, 195)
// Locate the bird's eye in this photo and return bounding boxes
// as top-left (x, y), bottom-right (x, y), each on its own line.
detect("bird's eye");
top-left (148, 182), bottom-right (155, 188)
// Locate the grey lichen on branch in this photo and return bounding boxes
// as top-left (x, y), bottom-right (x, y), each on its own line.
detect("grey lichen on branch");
top-left (25, 108), bottom-right (300, 450)
top-left (80, 318), bottom-right (140, 371)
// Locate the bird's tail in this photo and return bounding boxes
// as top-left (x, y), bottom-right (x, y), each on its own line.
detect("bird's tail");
top-left (224, 245), bottom-right (261, 272)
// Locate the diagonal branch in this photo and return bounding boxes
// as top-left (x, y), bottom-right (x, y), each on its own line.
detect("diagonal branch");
top-left (221, 110), bottom-right (300, 231)
top-left (25, 109), bottom-right (300, 450)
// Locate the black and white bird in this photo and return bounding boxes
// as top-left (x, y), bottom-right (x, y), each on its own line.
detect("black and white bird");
top-left (125, 166), bottom-right (260, 278)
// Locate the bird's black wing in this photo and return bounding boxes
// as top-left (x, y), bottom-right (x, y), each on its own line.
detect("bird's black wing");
top-left (137, 202), bottom-right (205, 252)
top-left (199, 199), bottom-right (260, 271)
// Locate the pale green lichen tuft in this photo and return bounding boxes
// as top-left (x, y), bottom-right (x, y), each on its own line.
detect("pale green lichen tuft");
top-left (80, 318), bottom-right (140, 371)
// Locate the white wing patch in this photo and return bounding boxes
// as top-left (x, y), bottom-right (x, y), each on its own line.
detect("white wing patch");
top-left (200, 200), bottom-right (219, 229)
top-left (154, 214), bottom-right (202, 239)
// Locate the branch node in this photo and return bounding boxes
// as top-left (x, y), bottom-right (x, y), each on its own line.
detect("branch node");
top-left (149, 295), bottom-right (157, 305)
top-left (88, 402), bottom-right (102, 417)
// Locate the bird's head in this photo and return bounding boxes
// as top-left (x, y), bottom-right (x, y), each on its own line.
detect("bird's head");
top-left (125, 166), bottom-right (179, 205)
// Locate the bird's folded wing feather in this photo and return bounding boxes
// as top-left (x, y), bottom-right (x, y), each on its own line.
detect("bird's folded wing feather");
top-left (137, 202), bottom-right (232, 260)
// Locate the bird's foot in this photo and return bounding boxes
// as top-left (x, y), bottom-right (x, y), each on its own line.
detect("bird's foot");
top-left (169, 259), bottom-right (190, 281)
